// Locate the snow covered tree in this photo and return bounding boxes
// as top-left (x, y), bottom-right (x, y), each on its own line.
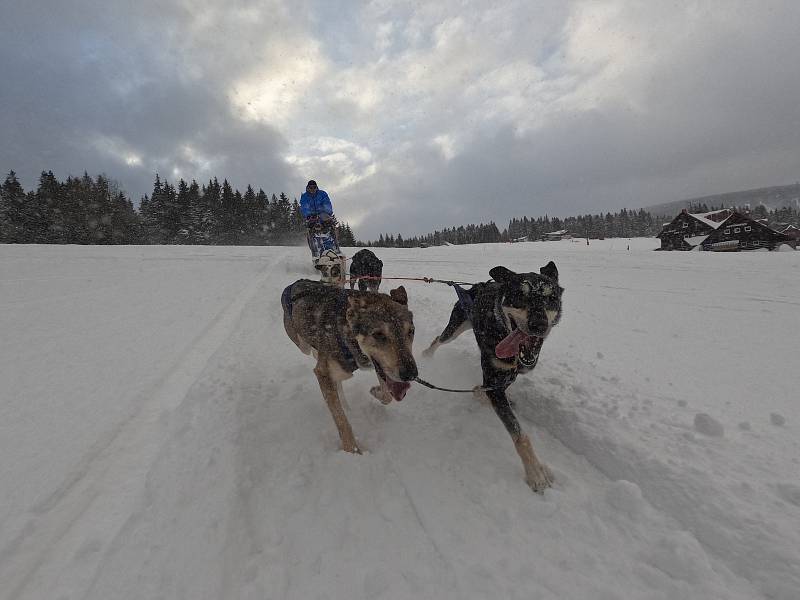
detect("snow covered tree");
top-left (0, 171), bottom-right (29, 242)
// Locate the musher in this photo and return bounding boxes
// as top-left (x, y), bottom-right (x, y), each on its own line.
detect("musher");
top-left (300, 180), bottom-right (342, 274)
top-left (300, 180), bottom-right (334, 226)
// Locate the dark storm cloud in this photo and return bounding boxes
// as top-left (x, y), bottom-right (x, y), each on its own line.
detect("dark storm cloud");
top-left (0, 0), bottom-right (295, 199)
top-left (1, 1), bottom-right (799, 239)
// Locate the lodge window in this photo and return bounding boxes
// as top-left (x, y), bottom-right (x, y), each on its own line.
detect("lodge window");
top-left (754, 240), bottom-right (760, 246)
top-left (724, 228), bottom-right (730, 234)
top-left (745, 226), bottom-right (752, 232)
top-left (682, 222), bottom-right (688, 228)
top-left (734, 227), bottom-right (740, 233)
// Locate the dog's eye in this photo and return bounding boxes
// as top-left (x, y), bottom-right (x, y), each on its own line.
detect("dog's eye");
top-left (520, 281), bottom-right (531, 296)
top-left (407, 327), bottom-right (415, 338)
top-left (371, 330), bottom-right (387, 342)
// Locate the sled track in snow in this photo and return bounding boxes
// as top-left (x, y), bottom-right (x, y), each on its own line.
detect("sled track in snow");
top-left (0, 252), bottom-right (286, 600)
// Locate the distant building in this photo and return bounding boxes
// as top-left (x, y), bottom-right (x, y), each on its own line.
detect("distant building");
top-left (543, 230), bottom-right (570, 241)
top-left (777, 224), bottom-right (800, 249)
top-left (656, 209), bottom-right (730, 250)
top-left (511, 236), bottom-right (529, 243)
top-left (700, 211), bottom-right (790, 251)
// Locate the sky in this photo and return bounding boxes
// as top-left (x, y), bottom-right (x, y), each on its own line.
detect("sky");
top-left (1, 0), bottom-right (799, 238)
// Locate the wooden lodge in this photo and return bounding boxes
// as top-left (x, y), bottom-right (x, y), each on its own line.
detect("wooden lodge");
top-left (656, 209), bottom-right (730, 250)
top-left (777, 224), bottom-right (800, 249)
top-left (700, 211), bottom-right (790, 251)
top-left (543, 230), bottom-right (570, 241)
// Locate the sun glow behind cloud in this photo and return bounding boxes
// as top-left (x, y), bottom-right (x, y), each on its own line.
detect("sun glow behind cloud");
top-left (228, 39), bottom-right (327, 127)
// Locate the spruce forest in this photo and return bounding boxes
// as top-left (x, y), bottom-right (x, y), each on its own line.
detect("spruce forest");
top-left (2, 170), bottom-right (798, 247)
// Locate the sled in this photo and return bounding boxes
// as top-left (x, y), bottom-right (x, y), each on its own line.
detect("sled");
top-left (307, 219), bottom-right (346, 285)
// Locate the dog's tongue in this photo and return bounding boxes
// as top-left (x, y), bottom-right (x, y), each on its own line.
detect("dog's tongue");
top-left (495, 329), bottom-right (532, 359)
top-left (387, 379), bottom-right (411, 401)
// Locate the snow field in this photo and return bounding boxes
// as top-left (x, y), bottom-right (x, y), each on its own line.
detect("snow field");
top-left (0, 239), bottom-right (798, 599)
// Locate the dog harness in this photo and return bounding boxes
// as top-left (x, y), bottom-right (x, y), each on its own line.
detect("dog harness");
top-left (334, 290), bottom-right (359, 371)
top-left (453, 283), bottom-right (475, 319)
top-left (283, 283), bottom-right (359, 372)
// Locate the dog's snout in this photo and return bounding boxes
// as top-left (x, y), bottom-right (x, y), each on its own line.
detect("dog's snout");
top-left (399, 360), bottom-right (418, 382)
top-left (528, 316), bottom-right (550, 335)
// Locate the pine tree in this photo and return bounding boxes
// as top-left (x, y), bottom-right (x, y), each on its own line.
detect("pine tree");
top-left (255, 189), bottom-right (269, 242)
top-left (1, 171), bottom-right (29, 242)
top-left (291, 198), bottom-right (304, 233)
top-left (36, 171), bottom-right (61, 242)
top-left (141, 175), bottom-right (166, 243)
top-left (174, 179), bottom-right (191, 242)
top-left (273, 192), bottom-right (292, 243)
top-left (240, 185), bottom-right (258, 243)
top-left (183, 180), bottom-right (204, 243)
top-left (217, 179), bottom-right (236, 244)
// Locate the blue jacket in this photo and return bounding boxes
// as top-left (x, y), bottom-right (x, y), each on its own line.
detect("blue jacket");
top-left (300, 189), bottom-right (333, 219)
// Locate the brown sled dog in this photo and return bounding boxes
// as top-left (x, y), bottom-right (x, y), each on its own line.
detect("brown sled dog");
top-left (281, 279), bottom-right (417, 453)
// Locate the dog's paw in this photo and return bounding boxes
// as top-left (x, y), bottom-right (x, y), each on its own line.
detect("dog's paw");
top-left (370, 385), bottom-right (393, 405)
top-left (342, 441), bottom-right (363, 454)
top-left (421, 339), bottom-right (439, 359)
top-left (526, 464), bottom-right (554, 494)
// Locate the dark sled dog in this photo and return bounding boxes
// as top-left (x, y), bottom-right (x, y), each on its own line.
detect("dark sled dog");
top-left (282, 279), bottom-right (417, 453)
top-left (423, 262), bottom-right (563, 492)
top-left (349, 249), bottom-right (383, 292)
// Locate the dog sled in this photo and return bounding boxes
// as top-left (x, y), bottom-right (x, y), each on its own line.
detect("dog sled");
top-left (306, 217), bottom-right (346, 285)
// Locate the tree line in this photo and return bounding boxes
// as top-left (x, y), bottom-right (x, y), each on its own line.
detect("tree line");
top-left (367, 204), bottom-right (800, 247)
top-left (0, 170), bottom-right (356, 246)
top-left (4, 169), bottom-right (797, 248)
top-left (367, 209), bottom-right (660, 247)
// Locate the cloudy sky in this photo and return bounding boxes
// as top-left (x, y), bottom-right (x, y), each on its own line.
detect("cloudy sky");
top-left (2, 0), bottom-right (799, 238)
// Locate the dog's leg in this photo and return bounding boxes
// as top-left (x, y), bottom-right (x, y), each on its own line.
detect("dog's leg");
top-left (284, 312), bottom-right (309, 354)
top-left (485, 387), bottom-right (553, 493)
top-left (423, 302), bottom-right (470, 358)
top-left (336, 382), bottom-right (351, 411)
top-left (314, 361), bottom-right (360, 454)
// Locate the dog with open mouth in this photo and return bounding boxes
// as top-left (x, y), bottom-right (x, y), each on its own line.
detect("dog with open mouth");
top-left (423, 262), bottom-right (563, 492)
top-left (282, 279), bottom-right (417, 454)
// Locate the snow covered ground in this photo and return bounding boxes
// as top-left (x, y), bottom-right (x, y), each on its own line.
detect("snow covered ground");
top-left (1, 239), bottom-right (798, 600)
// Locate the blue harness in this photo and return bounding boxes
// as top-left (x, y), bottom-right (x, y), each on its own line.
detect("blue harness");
top-left (283, 284), bottom-right (358, 372)
top-left (453, 283), bottom-right (474, 319)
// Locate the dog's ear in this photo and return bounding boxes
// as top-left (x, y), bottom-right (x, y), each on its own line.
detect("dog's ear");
top-left (490, 266), bottom-right (517, 283)
top-left (540, 261), bottom-right (558, 282)
top-left (389, 286), bottom-right (408, 306)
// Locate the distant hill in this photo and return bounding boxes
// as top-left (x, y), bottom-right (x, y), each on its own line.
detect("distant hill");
top-left (645, 183), bottom-right (800, 217)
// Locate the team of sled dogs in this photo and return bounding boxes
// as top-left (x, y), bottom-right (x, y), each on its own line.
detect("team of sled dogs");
top-left (282, 248), bottom-right (564, 493)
